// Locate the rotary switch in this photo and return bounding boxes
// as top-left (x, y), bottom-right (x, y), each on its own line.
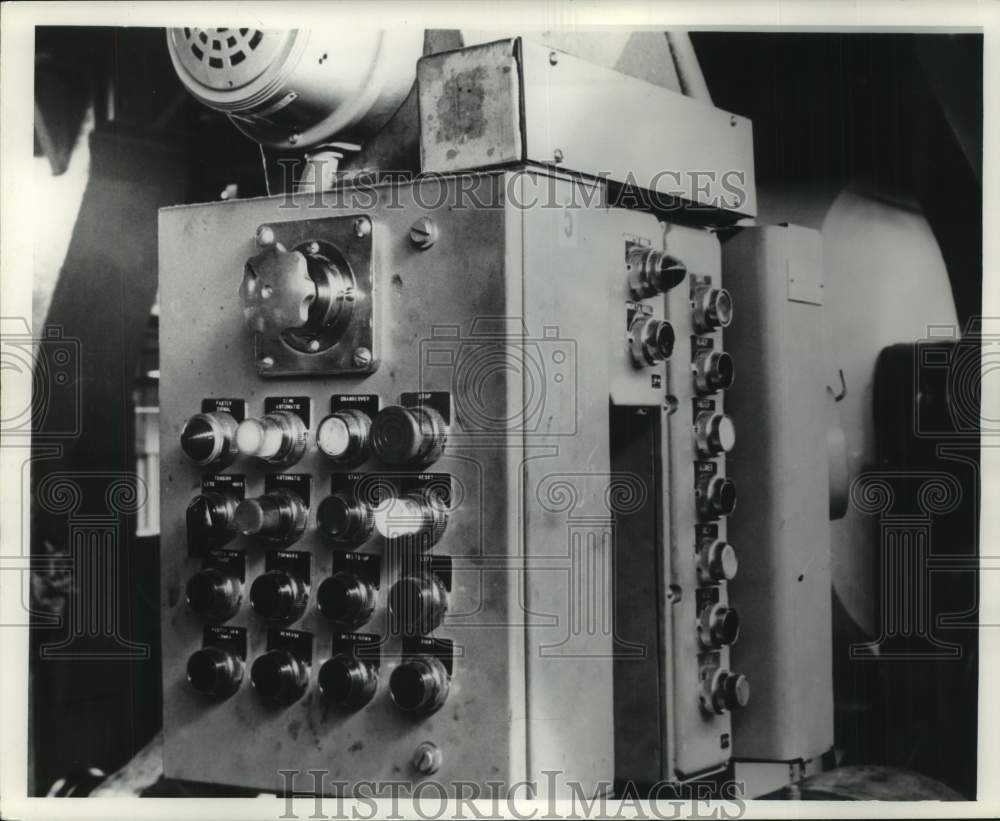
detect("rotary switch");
top-left (388, 573), bottom-right (448, 634)
top-left (187, 646), bottom-right (244, 699)
top-left (316, 409), bottom-right (371, 464)
top-left (249, 568), bottom-right (309, 624)
top-left (698, 602), bottom-right (741, 649)
top-left (697, 539), bottom-right (739, 584)
top-left (318, 654), bottom-right (378, 710)
top-left (692, 286), bottom-right (734, 333)
top-left (694, 412), bottom-right (736, 457)
top-left (250, 649), bottom-right (309, 705)
top-left (235, 411), bottom-right (307, 468)
top-left (374, 493), bottom-right (448, 548)
top-left (234, 489), bottom-right (308, 543)
top-left (318, 572), bottom-right (377, 627)
top-left (180, 412), bottom-right (239, 468)
top-left (239, 242), bottom-right (356, 359)
top-left (389, 655), bottom-right (450, 714)
top-left (370, 405), bottom-right (447, 467)
top-left (317, 492), bottom-right (374, 545)
top-left (186, 491), bottom-right (239, 553)
top-left (702, 668), bottom-right (751, 715)
top-left (696, 474), bottom-right (737, 520)
top-left (185, 568), bottom-right (242, 621)
top-left (693, 350), bottom-right (735, 394)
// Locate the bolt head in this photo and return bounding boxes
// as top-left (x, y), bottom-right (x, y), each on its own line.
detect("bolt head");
top-left (411, 742), bottom-right (441, 775)
top-left (352, 347), bottom-right (373, 368)
top-left (255, 226), bottom-right (275, 247)
top-left (353, 217), bottom-right (372, 238)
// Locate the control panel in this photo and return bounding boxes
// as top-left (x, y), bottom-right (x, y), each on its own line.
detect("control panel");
top-left (159, 168), bottom-right (747, 796)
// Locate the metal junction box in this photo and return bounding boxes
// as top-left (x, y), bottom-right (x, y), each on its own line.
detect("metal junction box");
top-left (159, 167), bottom-right (740, 796)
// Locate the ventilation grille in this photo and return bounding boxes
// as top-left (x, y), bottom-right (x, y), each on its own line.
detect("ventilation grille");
top-left (182, 27), bottom-right (264, 71)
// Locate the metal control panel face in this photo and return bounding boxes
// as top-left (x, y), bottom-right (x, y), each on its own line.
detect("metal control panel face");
top-left (159, 170), bottom-right (701, 796)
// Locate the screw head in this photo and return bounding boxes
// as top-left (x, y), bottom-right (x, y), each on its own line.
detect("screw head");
top-left (255, 225), bottom-right (275, 247)
top-left (409, 217), bottom-right (439, 250)
top-left (353, 217), bottom-right (372, 238)
top-left (307, 339), bottom-right (321, 353)
top-left (352, 347), bottom-right (373, 368)
top-left (305, 241), bottom-right (320, 255)
top-left (289, 133), bottom-right (300, 145)
top-left (258, 356), bottom-right (275, 369)
top-left (553, 148), bottom-right (564, 163)
top-left (549, 51), bottom-right (559, 65)
top-left (411, 741), bottom-right (441, 775)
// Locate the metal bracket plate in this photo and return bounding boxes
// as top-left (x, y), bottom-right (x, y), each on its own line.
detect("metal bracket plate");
top-left (254, 215), bottom-right (376, 377)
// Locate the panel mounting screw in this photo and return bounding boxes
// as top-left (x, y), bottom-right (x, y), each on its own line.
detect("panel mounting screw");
top-left (409, 217), bottom-right (439, 250)
top-left (352, 347), bottom-right (373, 368)
top-left (353, 217), bottom-right (372, 238)
top-left (256, 225), bottom-right (275, 247)
top-left (549, 51), bottom-right (559, 65)
top-left (289, 133), bottom-right (300, 145)
top-left (305, 241), bottom-right (320, 255)
top-left (553, 149), bottom-right (564, 163)
top-left (307, 339), bottom-right (321, 352)
top-left (411, 741), bottom-right (441, 775)
top-left (259, 355), bottom-right (275, 369)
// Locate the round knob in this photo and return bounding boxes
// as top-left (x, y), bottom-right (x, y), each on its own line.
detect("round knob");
top-left (318, 654), bottom-right (378, 710)
top-left (180, 412), bottom-right (239, 468)
top-left (235, 411), bottom-right (307, 467)
top-left (316, 493), bottom-right (374, 544)
top-left (370, 405), bottom-right (447, 466)
top-left (699, 602), bottom-right (741, 648)
top-left (693, 286), bottom-right (734, 333)
top-left (373, 494), bottom-right (448, 548)
top-left (694, 350), bottom-right (735, 394)
top-left (389, 656), bottom-right (450, 714)
top-left (187, 646), bottom-right (244, 698)
top-left (697, 539), bottom-right (739, 584)
top-left (317, 572), bottom-right (376, 627)
top-left (316, 409), bottom-right (371, 464)
top-left (627, 247), bottom-right (687, 298)
top-left (697, 475), bottom-right (737, 520)
top-left (240, 246), bottom-right (316, 335)
top-left (250, 649), bottom-right (309, 705)
top-left (234, 490), bottom-right (308, 543)
top-left (704, 669), bottom-right (750, 714)
top-left (629, 316), bottom-right (675, 366)
top-left (249, 569), bottom-right (309, 624)
top-left (185, 568), bottom-right (242, 621)
top-left (388, 573), bottom-right (448, 634)
top-left (185, 492), bottom-right (239, 552)
top-left (695, 412), bottom-right (735, 457)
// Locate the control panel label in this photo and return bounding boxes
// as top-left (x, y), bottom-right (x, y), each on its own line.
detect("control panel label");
top-left (201, 473), bottom-right (246, 498)
top-left (695, 523), bottom-right (720, 543)
top-left (267, 628), bottom-right (313, 664)
top-left (402, 635), bottom-right (455, 675)
top-left (692, 336), bottom-right (716, 354)
top-left (264, 396), bottom-right (311, 427)
top-left (331, 394), bottom-right (380, 418)
top-left (264, 473), bottom-right (311, 501)
top-left (203, 550), bottom-right (246, 582)
top-left (401, 391), bottom-right (451, 425)
top-left (201, 398), bottom-right (246, 422)
top-left (332, 632), bottom-right (382, 665)
top-left (265, 550), bottom-right (312, 583)
top-left (331, 552), bottom-right (382, 587)
top-left (204, 625), bottom-right (247, 659)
